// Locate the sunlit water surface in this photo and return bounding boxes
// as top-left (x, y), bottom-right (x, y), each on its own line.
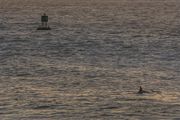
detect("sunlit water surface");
top-left (0, 0), bottom-right (180, 119)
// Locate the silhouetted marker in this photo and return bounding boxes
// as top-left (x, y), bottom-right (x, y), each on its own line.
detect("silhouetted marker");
top-left (37, 13), bottom-right (51, 30)
top-left (138, 86), bottom-right (150, 94)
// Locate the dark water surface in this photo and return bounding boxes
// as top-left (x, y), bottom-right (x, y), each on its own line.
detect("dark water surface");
top-left (0, 0), bottom-right (180, 119)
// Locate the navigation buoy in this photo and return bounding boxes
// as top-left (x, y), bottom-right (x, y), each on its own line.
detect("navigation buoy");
top-left (37, 13), bottom-right (51, 30)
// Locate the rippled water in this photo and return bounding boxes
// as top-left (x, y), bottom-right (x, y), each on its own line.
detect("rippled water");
top-left (0, 0), bottom-right (180, 119)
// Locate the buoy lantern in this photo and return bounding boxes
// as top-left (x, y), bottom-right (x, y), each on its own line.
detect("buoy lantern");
top-left (37, 13), bottom-right (51, 30)
top-left (41, 14), bottom-right (48, 22)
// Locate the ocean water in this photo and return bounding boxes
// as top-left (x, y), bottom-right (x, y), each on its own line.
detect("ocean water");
top-left (0, 0), bottom-right (180, 119)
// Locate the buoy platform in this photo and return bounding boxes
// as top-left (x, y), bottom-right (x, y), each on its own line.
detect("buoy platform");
top-left (37, 26), bottom-right (51, 30)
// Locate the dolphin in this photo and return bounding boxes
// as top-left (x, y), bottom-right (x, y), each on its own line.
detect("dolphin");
top-left (137, 86), bottom-right (150, 94)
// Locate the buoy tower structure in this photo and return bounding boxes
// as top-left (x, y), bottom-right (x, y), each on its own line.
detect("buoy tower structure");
top-left (37, 13), bottom-right (51, 30)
